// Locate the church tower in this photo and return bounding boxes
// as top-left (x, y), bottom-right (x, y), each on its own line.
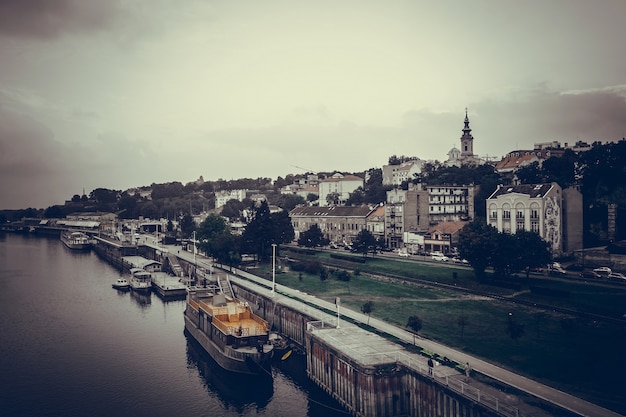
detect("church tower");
top-left (460, 108), bottom-right (474, 157)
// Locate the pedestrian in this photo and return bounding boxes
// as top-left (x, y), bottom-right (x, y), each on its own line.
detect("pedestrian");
top-left (465, 362), bottom-right (471, 382)
top-left (427, 358), bottom-right (434, 376)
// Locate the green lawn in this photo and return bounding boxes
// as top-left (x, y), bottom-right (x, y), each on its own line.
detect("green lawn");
top-left (251, 249), bottom-right (626, 415)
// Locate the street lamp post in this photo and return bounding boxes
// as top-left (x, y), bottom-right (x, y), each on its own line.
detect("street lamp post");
top-left (271, 243), bottom-right (277, 297)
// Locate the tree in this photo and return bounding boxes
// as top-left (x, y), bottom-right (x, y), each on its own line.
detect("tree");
top-left (406, 315), bottom-right (423, 345)
top-left (297, 224), bottom-right (329, 248)
top-left (326, 192), bottom-right (340, 206)
top-left (514, 230), bottom-right (552, 278)
top-left (491, 232), bottom-right (518, 279)
top-left (361, 301), bottom-right (374, 325)
top-left (458, 219), bottom-right (499, 281)
top-left (220, 199), bottom-right (246, 221)
top-left (241, 201), bottom-right (294, 261)
top-left (179, 213), bottom-right (195, 238)
top-left (196, 214), bottom-right (230, 258)
top-left (352, 229), bottom-right (378, 257)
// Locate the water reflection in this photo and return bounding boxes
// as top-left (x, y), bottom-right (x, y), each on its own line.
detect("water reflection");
top-left (129, 290), bottom-right (151, 308)
top-left (184, 332), bottom-right (274, 412)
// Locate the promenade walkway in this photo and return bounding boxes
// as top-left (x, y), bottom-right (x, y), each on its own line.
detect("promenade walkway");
top-left (167, 243), bottom-right (623, 417)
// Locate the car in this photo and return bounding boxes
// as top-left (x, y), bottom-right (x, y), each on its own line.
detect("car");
top-left (397, 249), bottom-right (409, 258)
top-left (579, 270), bottom-right (602, 279)
top-left (548, 267), bottom-right (566, 276)
top-left (452, 257), bottom-right (469, 265)
top-left (608, 272), bottom-right (626, 281)
top-left (431, 253), bottom-right (449, 262)
top-left (592, 266), bottom-right (612, 276)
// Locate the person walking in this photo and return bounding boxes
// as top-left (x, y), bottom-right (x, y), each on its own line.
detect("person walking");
top-left (465, 362), bottom-right (471, 382)
top-left (427, 358), bottom-right (434, 376)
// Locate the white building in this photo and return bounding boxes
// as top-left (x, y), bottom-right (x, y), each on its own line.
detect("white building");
top-left (318, 173), bottom-right (364, 207)
top-left (215, 189), bottom-right (247, 209)
top-left (381, 160), bottom-right (425, 186)
top-left (486, 183), bottom-right (563, 255)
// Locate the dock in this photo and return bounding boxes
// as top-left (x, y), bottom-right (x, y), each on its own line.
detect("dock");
top-left (150, 272), bottom-right (187, 298)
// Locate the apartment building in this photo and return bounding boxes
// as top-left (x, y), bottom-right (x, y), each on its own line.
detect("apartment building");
top-left (289, 205), bottom-right (374, 245)
top-left (318, 173), bottom-right (364, 207)
top-left (486, 182), bottom-right (570, 255)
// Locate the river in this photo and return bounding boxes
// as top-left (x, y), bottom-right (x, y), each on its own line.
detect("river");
top-left (0, 233), bottom-right (347, 417)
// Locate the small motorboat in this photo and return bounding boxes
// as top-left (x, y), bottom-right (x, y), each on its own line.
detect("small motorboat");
top-left (112, 278), bottom-right (131, 291)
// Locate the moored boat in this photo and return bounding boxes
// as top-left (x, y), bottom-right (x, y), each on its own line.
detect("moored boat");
top-left (184, 284), bottom-right (273, 375)
top-left (60, 231), bottom-right (91, 250)
top-left (112, 278), bottom-right (130, 291)
top-left (129, 268), bottom-right (152, 293)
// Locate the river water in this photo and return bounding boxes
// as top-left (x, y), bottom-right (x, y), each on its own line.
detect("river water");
top-left (0, 233), bottom-right (346, 417)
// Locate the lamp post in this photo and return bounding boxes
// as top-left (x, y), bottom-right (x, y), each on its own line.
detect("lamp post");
top-left (271, 243), bottom-right (277, 297)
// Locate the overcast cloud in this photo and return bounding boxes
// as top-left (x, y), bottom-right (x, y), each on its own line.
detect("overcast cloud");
top-left (1, 0), bottom-right (625, 209)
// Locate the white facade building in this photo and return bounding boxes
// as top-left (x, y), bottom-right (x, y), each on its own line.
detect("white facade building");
top-left (486, 182), bottom-right (563, 255)
top-left (215, 189), bottom-right (247, 209)
top-left (318, 173), bottom-right (364, 207)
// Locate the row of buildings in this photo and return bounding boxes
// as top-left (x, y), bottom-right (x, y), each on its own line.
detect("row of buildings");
top-left (217, 111), bottom-right (585, 256)
top-left (290, 181), bottom-right (582, 257)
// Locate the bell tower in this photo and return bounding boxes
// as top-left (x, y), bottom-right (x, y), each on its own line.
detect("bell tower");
top-left (460, 108), bottom-right (474, 157)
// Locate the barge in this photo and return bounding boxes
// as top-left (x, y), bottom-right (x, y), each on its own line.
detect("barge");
top-left (184, 284), bottom-right (273, 375)
top-left (60, 231), bottom-right (91, 250)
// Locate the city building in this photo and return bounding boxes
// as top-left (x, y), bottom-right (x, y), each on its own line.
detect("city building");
top-left (365, 204), bottom-right (386, 244)
top-left (280, 174), bottom-right (320, 199)
top-left (384, 187), bottom-right (430, 249)
top-left (486, 182), bottom-right (582, 255)
top-left (423, 221), bottom-right (468, 255)
top-left (426, 184), bottom-right (476, 226)
top-left (381, 160), bottom-right (425, 186)
top-left (289, 205), bottom-right (374, 245)
top-left (318, 173), bottom-right (364, 207)
top-left (214, 189), bottom-right (247, 209)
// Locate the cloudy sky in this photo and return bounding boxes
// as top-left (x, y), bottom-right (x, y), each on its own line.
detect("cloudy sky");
top-left (1, 0), bottom-right (626, 209)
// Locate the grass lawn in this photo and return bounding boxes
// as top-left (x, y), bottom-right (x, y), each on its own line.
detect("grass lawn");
top-left (250, 249), bottom-right (626, 415)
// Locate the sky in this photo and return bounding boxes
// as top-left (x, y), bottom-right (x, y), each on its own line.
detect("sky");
top-left (1, 0), bottom-right (626, 209)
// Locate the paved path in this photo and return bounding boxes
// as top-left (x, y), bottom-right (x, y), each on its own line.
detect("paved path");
top-left (165, 243), bottom-right (623, 417)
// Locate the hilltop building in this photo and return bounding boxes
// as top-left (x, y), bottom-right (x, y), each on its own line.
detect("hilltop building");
top-left (318, 173), bottom-right (364, 207)
top-left (445, 109), bottom-right (485, 167)
top-left (381, 159), bottom-right (425, 186)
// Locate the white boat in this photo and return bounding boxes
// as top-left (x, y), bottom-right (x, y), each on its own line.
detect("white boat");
top-left (129, 268), bottom-right (152, 293)
top-left (60, 231), bottom-right (91, 250)
top-left (112, 278), bottom-right (130, 291)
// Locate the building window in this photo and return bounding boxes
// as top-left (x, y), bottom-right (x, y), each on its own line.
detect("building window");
top-left (489, 211), bottom-right (497, 219)
top-left (516, 211), bottom-right (524, 219)
top-left (531, 221), bottom-right (539, 233)
top-left (517, 221), bottom-right (524, 231)
top-left (530, 209), bottom-right (539, 219)
top-left (503, 210), bottom-right (511, 219)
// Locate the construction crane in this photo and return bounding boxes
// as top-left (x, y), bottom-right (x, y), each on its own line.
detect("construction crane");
top-left (290, 165), bottom-right (317, 174)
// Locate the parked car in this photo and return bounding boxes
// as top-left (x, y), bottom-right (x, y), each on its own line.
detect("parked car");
top-left (397, 249), bottom-right (409, 258)
top-left (452, 257), bottom-right (469, 265)
top-left (592, 266), bottom-right (612, 276)
top-left (548, 267), bottom-right (566, 276)
top-left (431, 253), bottom-right (449, 262)
top-left (579, 270), bottom-right (602, 279)
top-left (608, 272), bottom-right (626, 281)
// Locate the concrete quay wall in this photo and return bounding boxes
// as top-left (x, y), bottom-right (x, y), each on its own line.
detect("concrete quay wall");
top-left (305, 329), bottom-right (504, 417)
top-left (232, 281), bottom-right (507, 417)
